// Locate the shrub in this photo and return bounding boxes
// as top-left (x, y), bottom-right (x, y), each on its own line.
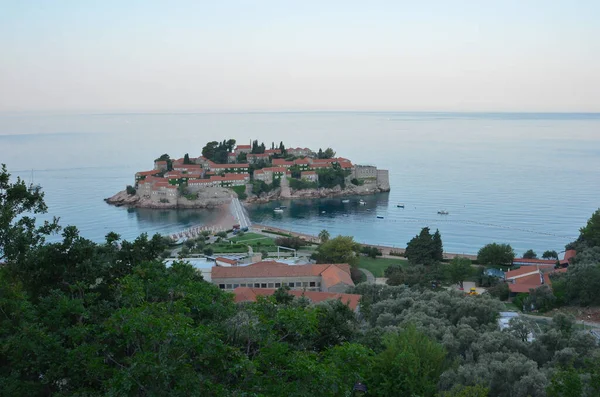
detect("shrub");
top-left (126, 185), bottom-right (136, 195)
top-left (289, 178), bottom-right (318, 190)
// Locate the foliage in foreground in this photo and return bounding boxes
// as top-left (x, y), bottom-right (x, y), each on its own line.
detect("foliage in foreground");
top-left (2, 165), bottom-right (600, 396)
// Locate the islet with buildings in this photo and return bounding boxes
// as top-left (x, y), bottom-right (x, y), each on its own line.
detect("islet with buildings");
top-left (106, 140), bottom-right (390, 209)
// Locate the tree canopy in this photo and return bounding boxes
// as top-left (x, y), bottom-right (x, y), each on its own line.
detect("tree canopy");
top-left (523, 249), bottom-right (537, 259)
top-left (314, 235), bottom-right (359, 267)
top-left (404, 227), bottom-right (444, 265)
top-left (3, 164), bottom-right (600, 396)
top-left (477, 243), bottom-right (515, 267)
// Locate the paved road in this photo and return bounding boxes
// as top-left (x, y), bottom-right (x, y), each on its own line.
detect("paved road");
top-left (230, 196), bottom-right (251, 229)
top-left (520, 313), bottom-right (600, 329)
top-left (359, 268), bottom-right (375, 284)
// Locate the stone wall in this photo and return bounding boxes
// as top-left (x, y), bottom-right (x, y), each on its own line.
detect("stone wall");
top-left (376, 169), bottom-right (390, 191)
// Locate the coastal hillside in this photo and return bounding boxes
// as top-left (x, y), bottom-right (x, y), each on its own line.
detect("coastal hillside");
top-left (3, 164), bottom-right (600, 396)
top-left (106, 139), bottom-right (390, 209)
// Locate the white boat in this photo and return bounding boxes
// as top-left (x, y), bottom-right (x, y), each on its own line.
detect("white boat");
top-left (341, 199), bottom-right (350, 203)
top-left (437, 210), bottom-right (449, 215)
top-left (274, 207), bottom-right (284, 213)
top-left (359, 199), bottom-right (366, 205)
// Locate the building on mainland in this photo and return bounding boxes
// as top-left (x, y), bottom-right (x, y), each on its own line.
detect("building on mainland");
top-left (233, 287), bottom-right (362, 312)
top-left (211, 260), bottom-right (355, 293)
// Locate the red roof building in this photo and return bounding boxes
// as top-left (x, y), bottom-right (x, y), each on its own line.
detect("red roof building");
top-left (212, 261), bottom-right (354, 293)
top-left (233, 287), bottom-right (362, 311)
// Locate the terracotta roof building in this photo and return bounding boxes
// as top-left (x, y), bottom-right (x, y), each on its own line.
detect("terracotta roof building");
top-left (505, 265), bottom-right (567, 294)
top-left (212, 261), bottom-right (354, 293)
top-left (233, 287), bottom-right (362, 311)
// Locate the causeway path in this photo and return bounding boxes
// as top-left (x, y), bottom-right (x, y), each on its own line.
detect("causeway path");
top-left (231, 196), bottom-right (251, 229)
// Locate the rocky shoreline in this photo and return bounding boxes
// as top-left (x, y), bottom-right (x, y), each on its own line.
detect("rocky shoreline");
top-left (104, 190), bottom-right (228, 209)
top-left (244, 183), bottom-right (390, 204)
top-left (106, 182), bottom-right (390, 209)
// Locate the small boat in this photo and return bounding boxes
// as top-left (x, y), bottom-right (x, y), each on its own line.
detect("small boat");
top-left (321, 211), bottom-right (326, 214)
top-left (437, 210), bottom-right (449, 215)
top-left (274, 207), bottom-right (284, 213)
top-left (341, 199), bottom-right (350, 203)
top-left (279, 205), bottom-right (287, 209)
top-left (397, 203), bottom-right (405, 208)
top-left (359, 199), bottom-right (366, 205)
top-left (377, 216), bottom-right (384, 219)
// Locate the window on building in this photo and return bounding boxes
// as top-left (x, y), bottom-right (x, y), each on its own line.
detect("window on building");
top-left (302, 282), bottom-right (308, 287)
top-left (288, 282), bottom-right (295, 287)
top-left (219, 284), bottom-right (225, 289)
top-left (226, 284), bottom-right (232, 289)
top-left (275, 283), bottom-right (281, 288)
top-left (233, 284), bottom-right (239, 289)
top-left (261, 283), bottom-right (267, 288)
top-left (309, 282), bottom-right (316, 287)
top-left (240, 283), bottom-right (246, 287)
top-left (268, 283), bottom-right (274, 288)
top-left (254, 283), bottom-right (260, 288)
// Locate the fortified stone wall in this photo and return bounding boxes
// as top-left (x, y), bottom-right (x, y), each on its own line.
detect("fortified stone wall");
top-left (376, 169), bottom-right (390, 191)
top-left (353, 165), bottom-right (378, 179)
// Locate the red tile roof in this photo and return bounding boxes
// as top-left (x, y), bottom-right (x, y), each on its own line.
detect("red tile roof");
top-left (216, 257), bottom-right (238, 265)
top-left (321, 265), bottom-right (354, 289)
top-left (211, 163), bottom-right (250, 168)
top-left (272, 159), bottom-right (294, 166)
top-left (505, 265), bottom-right (554, 279)
top-left (513, 258), bottom-right (557, 265)
top-left (294, 158), bottom-right (311, 165)
top-left (265, 149), bottom-right (281, 154)
top-left (233, 287), bottom-right (361, 310)
top-left (560, 250), bottom-right (577, 265)
top-left (236, 145), bottom-right (251, 149)
top-left (212, 261), bottom-right (352, 280)
top-left (301, 171), bottom-right (317, 175)
top-left (136, 170), bottom-right (159, 176)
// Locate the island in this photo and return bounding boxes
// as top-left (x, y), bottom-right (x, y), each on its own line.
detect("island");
top-left (105, 139), bottom-right (390, 209)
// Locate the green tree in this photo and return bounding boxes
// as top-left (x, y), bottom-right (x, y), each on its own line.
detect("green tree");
top-left (203, 246), bottom-right (214, 256)
top-left (546, 366), bottom-right (582, 397)
top-left (523, 249), bottom-right (537, 259)
top-left (477, 243), bottom-right (515, 268)
top-left (440, 385), bottom-right (490, 397)
top-left (447, 257), bottom-right (472, 289)
top-left (314, 236), bottom-right (359, 267)
top-left (0, 163), bottom-right (60, 263)
top-left (368, 324), bottom-right (448, 397)
top-left (319, 229), bottom-right (330, 243)
top-left (579, 208), bottom-right (600, 247)
top-left (405, 227), bottom-right (443, 265)
top-left (543, 250), bottom-right (559, 260)
top-left (126, 185), bottom-right (136, 195)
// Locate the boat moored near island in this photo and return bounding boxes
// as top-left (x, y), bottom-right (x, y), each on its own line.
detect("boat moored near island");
top-left (274, 207), bottom-right (284, 213)
top-left (341, 199), bottom-right (350, 203)
top-left (359, 199), bottom-right (366, 205)
top-left (437, 210), bottom-right (449, 215)
top-left (397, 203), bottom-right (404, 208)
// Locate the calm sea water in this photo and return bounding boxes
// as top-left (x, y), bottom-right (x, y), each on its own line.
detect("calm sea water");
top-left (1, 112), bottom-right (599, 255)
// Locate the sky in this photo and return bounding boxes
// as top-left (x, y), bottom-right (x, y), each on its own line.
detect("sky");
top-left (0, 0), bottom-right (599, 113)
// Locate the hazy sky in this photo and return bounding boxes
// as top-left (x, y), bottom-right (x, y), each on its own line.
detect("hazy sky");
top-left (1, 0), bottom-right (599, 112)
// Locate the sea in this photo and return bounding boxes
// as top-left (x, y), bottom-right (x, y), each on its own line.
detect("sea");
top-left (1, 111), bottom-right (599, 256)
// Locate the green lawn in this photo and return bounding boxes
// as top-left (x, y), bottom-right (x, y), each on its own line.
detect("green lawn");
top-left (230, 232), bottom-right (271, 242)
top-left (358, 257), bottom-right (409, 277)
